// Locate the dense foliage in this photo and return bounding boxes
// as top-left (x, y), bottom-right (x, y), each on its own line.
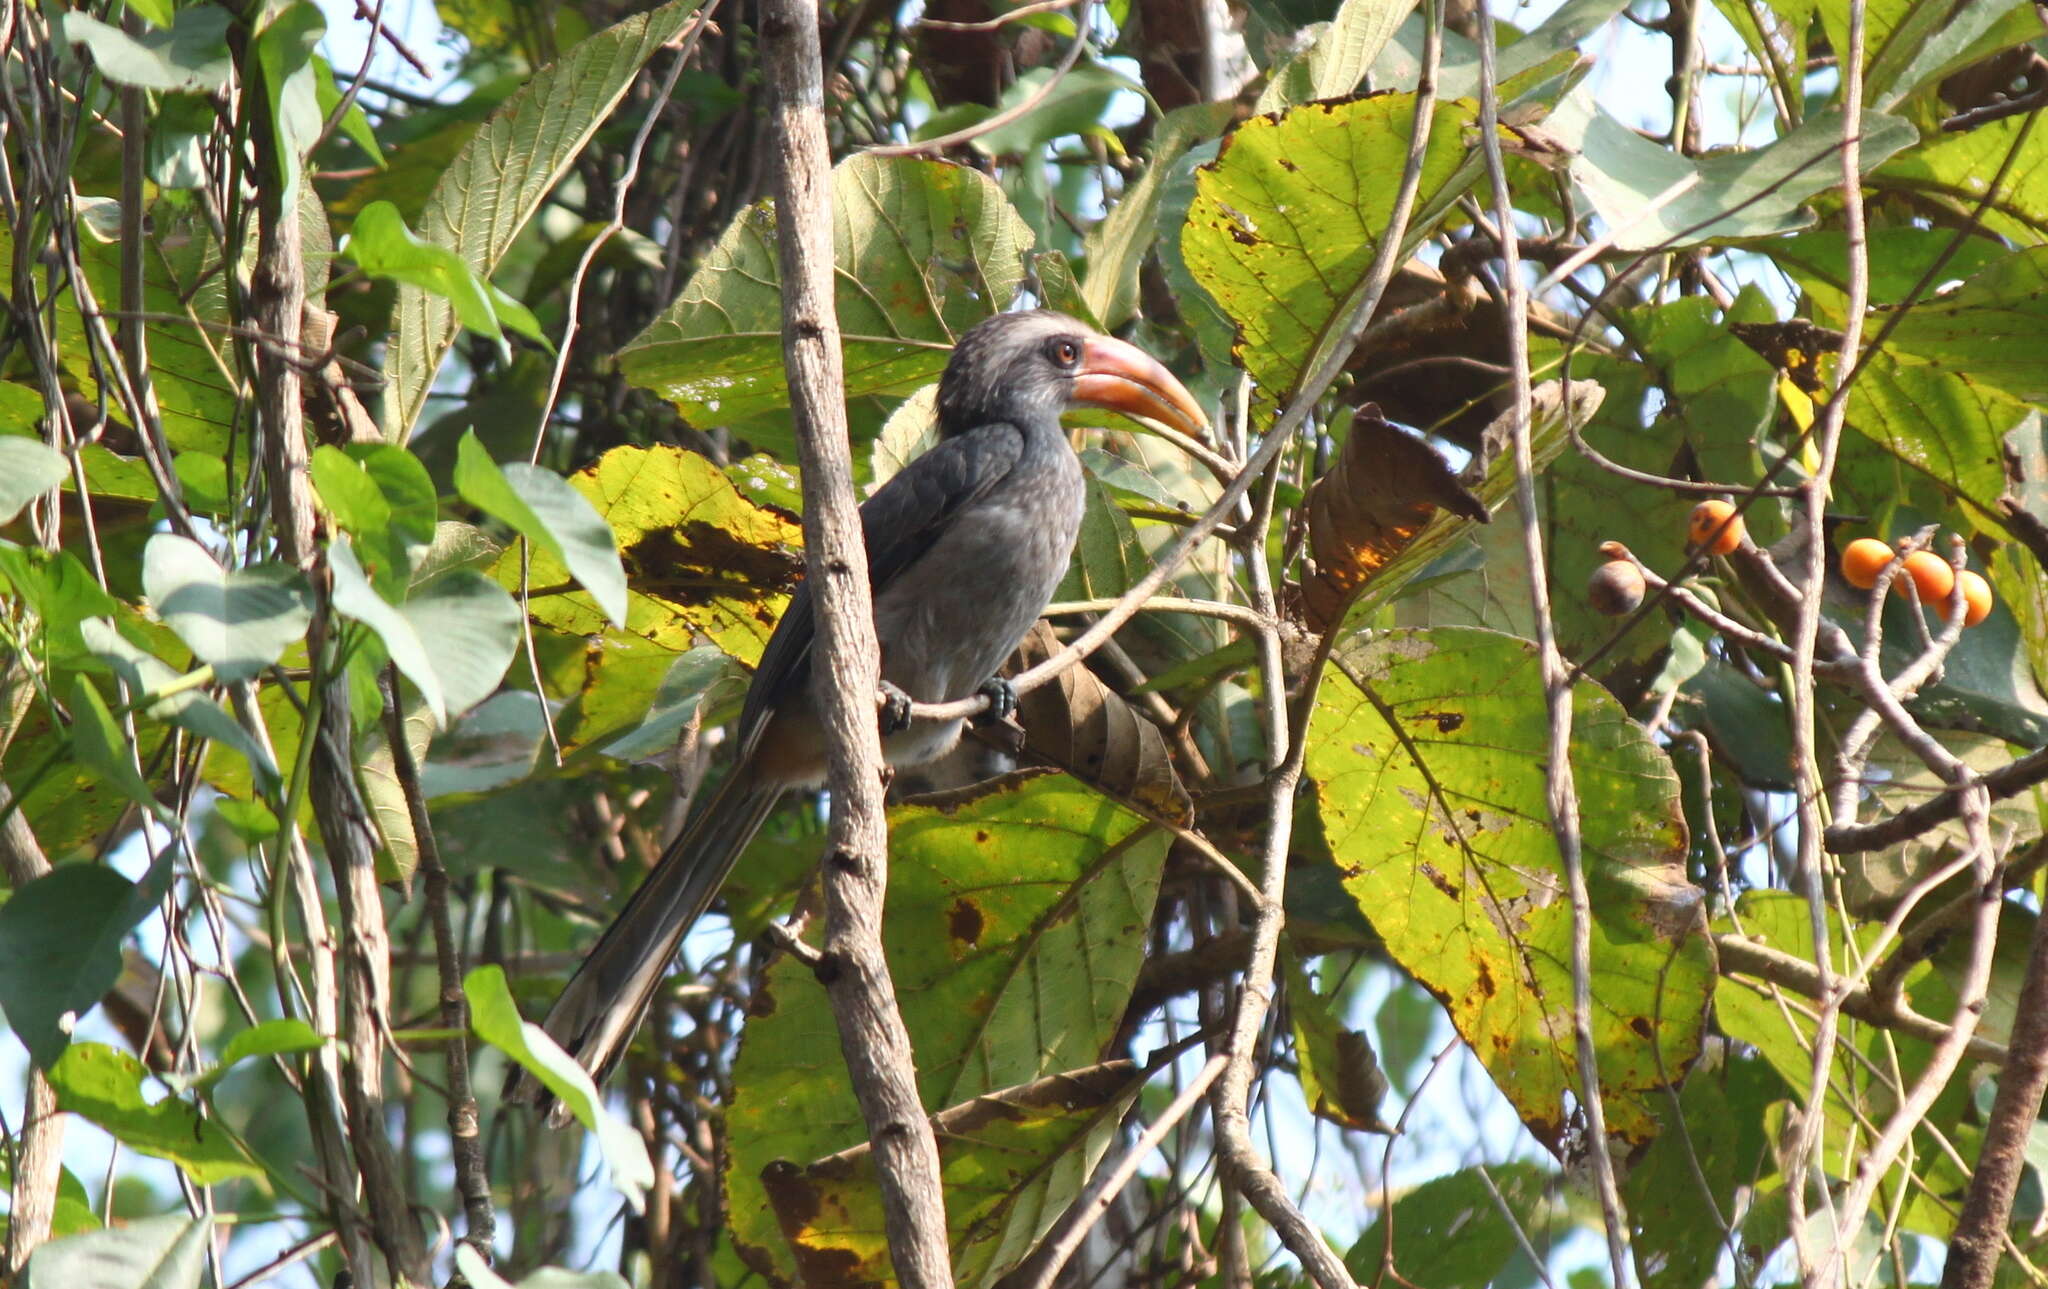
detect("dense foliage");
top-left (2, 0), bottom-right (2047, 1286)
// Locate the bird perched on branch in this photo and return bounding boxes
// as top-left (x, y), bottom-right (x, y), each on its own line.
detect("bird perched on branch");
top-left (514, 309), bottom-right (1208, 1113)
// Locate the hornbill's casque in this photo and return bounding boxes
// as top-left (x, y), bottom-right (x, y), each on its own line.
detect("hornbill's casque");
top-left (517, 309), bottom-right (1209, 1110)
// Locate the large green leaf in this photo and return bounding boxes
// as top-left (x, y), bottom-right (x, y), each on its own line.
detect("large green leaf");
top-left (61, 8), bottom-right (232, 92)
top-left (1181, 93), bottom-right (1482, 406)
top-left (141, 535), bottom-right (312, 677)
top-left (1345, 1161), bottom-right (1554, 1287)
top-left (47, 1044), bottom-right (262, 1185)
top-left (1542, 83), bottom-right (1918, 251)
top-left (618, 156), bottom-right (1033, 446)
top-left (724, 774), bottom-right (1168, 1285)
top-left (25, 1215), bottom-right (211, 1289)
top-left (1878, 245), bottom-right (2048, 407)
top-left (382, 0), bottom-right (703, 439)
top-left (0, 865), bottom-right (161, 1068)
top-left (1307, 628), bottom-right (1710, 1148)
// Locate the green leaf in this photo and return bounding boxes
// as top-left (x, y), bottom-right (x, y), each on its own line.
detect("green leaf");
top-left (329, 537), bottom-right (447, 724)
top-left (1624, 1049), bottom-right (1780, 1284)
top-left (344, 201), bottom-right (536, 352)
top-left (249, 2), bottom-right (325, 212)
top-left (1346, 1162), bottom-right (1553, 1287)
top-left (383, 0), bottom-right (703, 439)
top-left (1183, 94), bottom-right (1483, 406)
top-left (214, 796), bottom-right (280, 844)
top-left (400, 569), bottom-right (524, 725)
top-left (454, 432), bottom-right (628, 628)
top-left (61, 7), bottom-right (231, 92)
top-left (618, 155), bottom-right (1032, 445)
top-left (357, 688), bottom-right (435, 884)
top-left (465, 965), bottom-right (653, 1207)
top-left (1879, 246), bottom-right (2048, 407)
top-left (25, 1214), bottom-right (211, 1289)
top-left (725, 774), bottom-right (1168, 1284)
top-left (970, 63), bottom-right (1143, 156)
top-left (313, 55), bottom-right (385, 165)
top-left (870, 384), bottom-right (940, 487)
top-left (68, 676), bottom-right (165, 821)
top-left (48, 1044), bottom-right (262, 1185)
top-left (0, 865), bottom-right (160, 1069)
top-left (600, 645), bottom-right (747, 761)
top-left (1542, 84), bottom-right (1918, 250)
top-left (310, 444), bottom-right (392, 534)
top-left (1081, 102), bottom-right (1233, 329)
top-left (1875, 114), bottom-right (2048, 247)
top-left (78, 618), bottom-right (279, 790)
top-left (0, 437), bottom-right (67, 523)
top-left (1256, 0), bottom-right (1415, 111)
top-left (1308, 628), bottom-right (1711, 1148)
top-left (180, 1019), bottom-right (324, 1092)
top-left (142, 535), bottom-right (312, 677)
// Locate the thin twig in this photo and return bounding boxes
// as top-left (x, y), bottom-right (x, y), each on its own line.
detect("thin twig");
top-left (867, 0), bottom-right (1095, 158)
top-left (1470, 7), bottom-right (1632, 1283)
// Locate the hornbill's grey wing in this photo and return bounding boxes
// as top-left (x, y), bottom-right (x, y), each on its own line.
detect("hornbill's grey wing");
top-left (732, 423), bottom-right (1026, 755)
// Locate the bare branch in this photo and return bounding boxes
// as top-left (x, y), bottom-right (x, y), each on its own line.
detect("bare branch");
top-left (763, 0), bottom-right (952, 1281)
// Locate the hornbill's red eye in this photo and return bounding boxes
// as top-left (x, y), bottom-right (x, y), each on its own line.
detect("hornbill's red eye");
top-left (1049, 339), bottom-right (1081, 367)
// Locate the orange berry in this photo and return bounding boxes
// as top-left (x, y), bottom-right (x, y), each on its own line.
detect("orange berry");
top-left (1839, 538), bottom-right (1898, 591)
top-left (1688, 500), bottom-right (1743, 556)
top-left (1948, 569), bottom-right (1993, 627)
top-left (1588, 560), bottom-right (1646, 616)
top-left (1898, 550), bottom-right (1955, 606)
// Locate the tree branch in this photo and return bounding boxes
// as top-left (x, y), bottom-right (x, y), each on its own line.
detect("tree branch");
top-left (1941, 899), bottom-right (2048, 1289)
top-left (762, 0), bottom-right (952, 1283)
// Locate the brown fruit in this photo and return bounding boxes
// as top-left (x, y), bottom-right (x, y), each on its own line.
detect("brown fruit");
top-left (1688, 500), bottom-right (1743, 556)
top-left (1839, 538), bottom-right (1898, 591)
top-left (1948, 570), bottom-right (1993, 627)
top-left (1898, 550), bottom-right (1955, 606)
top-left (1588, 560), bottom-right (1646, 616)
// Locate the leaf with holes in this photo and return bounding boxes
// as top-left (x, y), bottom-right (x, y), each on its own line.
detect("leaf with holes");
top-left (1308, 628), bottom-right (1709, 1148)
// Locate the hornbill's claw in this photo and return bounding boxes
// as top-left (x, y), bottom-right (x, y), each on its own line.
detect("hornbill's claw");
top-left (879, 681), bottom-right (915, 735)
top-left (974, 676), bottom-right (1018, 725)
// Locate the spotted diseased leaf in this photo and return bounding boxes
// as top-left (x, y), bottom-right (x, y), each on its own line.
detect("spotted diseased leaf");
top-left (1182, 94), bottom-right (1483, 407)
top-left (1005, 621), bottom-right (1194, 825)
top-left (491, 445), bottom-right (803, 701)
top-left (725, 774), bottom-right (1168, 1285)
top-left (1308, 628), bottom-right (1709, 1149)
top-left (1301, 407), bottom-right (1488, 632)
top-left (760, 1061), bottom-right (1142, 1288)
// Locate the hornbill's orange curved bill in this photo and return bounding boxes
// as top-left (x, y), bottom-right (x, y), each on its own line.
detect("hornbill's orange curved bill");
top-left (1071, 335), bottom-right (1210, 439)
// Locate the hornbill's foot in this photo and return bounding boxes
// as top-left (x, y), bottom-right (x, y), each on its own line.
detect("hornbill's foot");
top-left (879, 681), bottom-right (915, 735)
top-left (974, 676), bottom-right (1018, 725)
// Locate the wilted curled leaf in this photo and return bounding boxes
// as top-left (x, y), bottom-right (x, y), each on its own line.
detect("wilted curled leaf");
top-left (1301, 406), bottom-right (1489, 632)
top-left (1007, 622), bottom-right (1194, 825)
top-left (760, 1061), bottom-right (1142, 1288)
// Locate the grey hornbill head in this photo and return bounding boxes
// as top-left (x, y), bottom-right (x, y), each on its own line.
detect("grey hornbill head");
top-left (935, 310), bottom-right (1210, 439)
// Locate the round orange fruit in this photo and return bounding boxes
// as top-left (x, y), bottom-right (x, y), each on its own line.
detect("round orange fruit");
top-left (1839, 538), bottom-right (1897, 591)
top-left (1898, 550), bottom-right (1955, 606)
top-left (1688, 500), bottom-right (1743, 556)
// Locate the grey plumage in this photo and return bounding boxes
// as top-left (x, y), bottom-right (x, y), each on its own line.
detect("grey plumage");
top-left (514, 310), bottom-right (1206, 1114)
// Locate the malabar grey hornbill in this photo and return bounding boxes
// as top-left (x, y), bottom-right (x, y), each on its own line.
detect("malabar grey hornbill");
top-left (517, 309), bottom-right (1208, 1108)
